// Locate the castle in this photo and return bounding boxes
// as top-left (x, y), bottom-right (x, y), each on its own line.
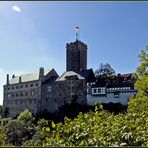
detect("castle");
top-left (2, 31), bottom-right (137, 118)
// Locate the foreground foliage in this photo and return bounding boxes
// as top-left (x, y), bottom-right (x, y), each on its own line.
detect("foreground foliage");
top-left (24, 98), bottom-right (147, 147)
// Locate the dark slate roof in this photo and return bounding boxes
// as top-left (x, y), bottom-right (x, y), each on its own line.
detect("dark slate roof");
top-left (42, 76), bottom-right (58, 84)
top-left (106, 82), bottom-right (135, 89)
top-left (76, 69), bottom-right (96, 82)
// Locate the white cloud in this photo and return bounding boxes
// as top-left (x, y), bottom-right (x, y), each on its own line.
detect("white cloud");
top-left (12, 5), bottom-right (22, 12)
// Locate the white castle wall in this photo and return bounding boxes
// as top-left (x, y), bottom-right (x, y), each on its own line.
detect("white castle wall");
top-left (87, 91), bottom-right (137, 106)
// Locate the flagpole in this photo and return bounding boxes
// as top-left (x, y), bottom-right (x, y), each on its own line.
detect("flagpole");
top-left (75, 27), bottom-right (80, 41)
top-left (76, 32), bottom-right (78, 41)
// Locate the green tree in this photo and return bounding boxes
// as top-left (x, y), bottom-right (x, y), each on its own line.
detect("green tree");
top-left (95, 63), bottom-right (116, 78)
top-left (95, 63), bottom-right (116, 84)
top-left (17, 108), bottom-right (34, 124)
top-left (22, 119), bottom-right (49, 147)
top-left (36, 118), bottom-right (49, 131)
top-left (5, 120), bottom-right (27, 146)
top-left (0, 126), bottom-right (10, 146)
top-left (17, 109), bottom-right (36, 141)
top-left (134, 45), bottom-right (148, 97)
top-left (134, 46), bottom-right (148, 79)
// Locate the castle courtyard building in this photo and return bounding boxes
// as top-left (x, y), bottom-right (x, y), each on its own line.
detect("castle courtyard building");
top-left (3, 68), bottom-right (58, 117)
top-left (2, 31), bottom-right (137, 118)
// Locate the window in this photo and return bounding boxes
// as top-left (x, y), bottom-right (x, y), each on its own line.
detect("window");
top-left (20, 85), bottom-right (23, 89)
top-left (79, 91), bottom-right (83, 96)
top-left (30, 84), bottom-right (33, 87)
top-left (8, 87), bottom-right (10, 90)
top-left (36, 83), bottom-right (38, 86)
top-left (20, 92), bottom-right (23, 96)
top-left (98, 88), bottom-right (101, 93)
top-left (47, 86), bottom-right (52, 92)
top-left (78, 82), bottom-right (83, 87)
top-left (87, 88), bottom-right (91, 93)
top-left (25, 92), bottom-right (28, 96)
top-left (12, 87), bottom-right (14, 90)
top-left (93, 88), bottom-right (97, 93)
top-left (70, 92), bottom-right (74, 96)
top-left (8, 93), bottom-right (11, 98)
top-left (16, 86), bottom-right (18, 89)
top-left (25, 84), bottom-right (28, 88)
top-left (114, 92), bottom-right (119, 98)
top-left (11, 93), bottom-right (14, 97)
top-left (31, 91), bottom-right (34, 96)
top-left (59, 83), bottom-right (63, 88)
top-left (97, 87), bottom-right (106, 94)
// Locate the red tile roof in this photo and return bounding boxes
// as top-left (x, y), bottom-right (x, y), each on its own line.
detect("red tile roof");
top-left (121, 73), bottom-right (133, 78)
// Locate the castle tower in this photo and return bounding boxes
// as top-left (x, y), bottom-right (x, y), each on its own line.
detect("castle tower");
top-left (66, 27), bottom-right (87, 71)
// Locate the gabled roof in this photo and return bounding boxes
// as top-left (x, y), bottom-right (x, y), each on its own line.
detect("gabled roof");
top-left (76, 69), bottom-right (96, 82)
top-left (42, 76), bottom-right (58, 84)
top-left (56, 71), bottom-right (85, 81)
top-left (9, 69), bottom-right (51, 84)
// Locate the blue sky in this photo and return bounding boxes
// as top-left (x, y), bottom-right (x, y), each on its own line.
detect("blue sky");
top-left (0, 2), bottom-right (148, 104)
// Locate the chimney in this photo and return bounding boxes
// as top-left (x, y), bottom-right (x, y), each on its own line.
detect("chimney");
top-left (12, 74), bottom-right (15, 78)
top-left (39, 67), bottom-right (44, 78)
top-left (19, 76), bottom-right (21, 83)
top-left (6, 74), bottom-right (9, 85)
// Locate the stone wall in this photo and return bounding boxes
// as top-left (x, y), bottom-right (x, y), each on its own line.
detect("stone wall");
top-left (3, 80), bottom-right (41, 117)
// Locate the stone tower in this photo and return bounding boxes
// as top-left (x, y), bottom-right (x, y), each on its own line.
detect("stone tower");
top-left (66, 30), bottom-right (87, 71)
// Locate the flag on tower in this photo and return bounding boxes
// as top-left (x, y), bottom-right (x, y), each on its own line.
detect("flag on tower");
top-left (75, 27), bottom-right (80, 32)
